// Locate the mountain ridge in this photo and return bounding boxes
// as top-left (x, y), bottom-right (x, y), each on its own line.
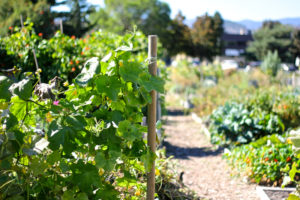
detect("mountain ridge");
top-left (185, 17), bottom-right (300, 34)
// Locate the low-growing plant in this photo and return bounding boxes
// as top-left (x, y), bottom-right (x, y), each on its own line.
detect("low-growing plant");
top-left (224, 134), bottom-right (297, 185)
top-left (261, 50), bottom-right (281, 78)
top-left (209, 102), bottom-right (285, 146)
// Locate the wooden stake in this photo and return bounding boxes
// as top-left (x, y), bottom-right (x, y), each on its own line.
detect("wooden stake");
top-left (32, 49), bottom-right (41, 84)
top-left (60, 19), bottom-right (63, 34)
top-left (147, 35), bottom-right (157, 200)
top-left (20, 15), bottom-right (24, 29)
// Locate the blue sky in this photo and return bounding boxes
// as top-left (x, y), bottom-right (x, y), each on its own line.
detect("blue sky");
top-left (54, 0), bottom-right (300, 21)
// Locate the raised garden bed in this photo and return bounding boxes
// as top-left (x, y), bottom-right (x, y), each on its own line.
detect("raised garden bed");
top-left (256, 186), bottom-right (295, 200)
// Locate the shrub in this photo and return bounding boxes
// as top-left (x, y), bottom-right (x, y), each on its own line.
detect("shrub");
top-left (261, 50), bottom-right (281, 78)
top-left (209, 102), bottom-right (284, 146)
top-left (224, 134), bottom-right (297, 185)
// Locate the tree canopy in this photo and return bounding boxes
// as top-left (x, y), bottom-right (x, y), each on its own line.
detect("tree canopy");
top-left (0, 0), bottom-right (53, 36)
top-left (190, 12), bottom-right (224, 60)
top-left (247, 21), bottom-right (294, 62)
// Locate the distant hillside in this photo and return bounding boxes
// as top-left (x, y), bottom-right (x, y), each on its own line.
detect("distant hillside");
top-left (184, 19), bottom-right (249, 34)
top-left (238, 20), bottom-right (261, 30)
top-left (238, 17), bottom-right (300, 30)
top-left (224, 20), bottom-right (248, 34)
top-left (183, 17), bottom-right (300, 34)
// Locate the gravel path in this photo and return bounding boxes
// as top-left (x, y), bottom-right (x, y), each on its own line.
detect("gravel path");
top-left (163, 111), bottom-right (259, 200)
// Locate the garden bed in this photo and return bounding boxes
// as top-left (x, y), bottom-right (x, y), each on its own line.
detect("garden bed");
top-left (256, 186), bottom-right (295, 200)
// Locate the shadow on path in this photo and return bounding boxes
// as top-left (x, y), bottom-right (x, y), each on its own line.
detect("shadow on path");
top-left (167, 109), bottom-right (185, 116)
top-left (163, 141), bottom-right (223, 160)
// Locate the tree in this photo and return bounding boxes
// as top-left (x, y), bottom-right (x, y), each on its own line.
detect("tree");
top-left (61, 0), bottom-right (95, 37)
top-left (163, 12), bottom-right (193, 56)
top-left (247, 21), bottom-right (293, 62)
top-left (261, 50), bottom-right (281, 78)
top-left (89, 0), bottom-right (172, 52)
top-left (190, 12), bottom-right (224, 60)
top-left (0, 0), bottom-right (54, 37)
top-left (290, 29), bottom-right (300, 58)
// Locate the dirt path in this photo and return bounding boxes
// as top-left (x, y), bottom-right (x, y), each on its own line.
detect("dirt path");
top-left (163, 111), bottom-right (259, 200)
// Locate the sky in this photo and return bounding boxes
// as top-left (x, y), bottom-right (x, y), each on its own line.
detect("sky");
top-left (53, 0), bottom-right (300, 22)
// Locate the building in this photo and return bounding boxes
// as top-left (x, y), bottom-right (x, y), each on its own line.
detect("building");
top-left (221, 32), bottom-right (253, 57)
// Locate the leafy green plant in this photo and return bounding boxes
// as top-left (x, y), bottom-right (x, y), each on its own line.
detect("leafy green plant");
top-left (261, 50), bottom-right (281, 78)
top-left (209, 102), bottom-right (285, 146)
top-left (284, 130), bottom-right (300, 199)
top-left (0, 21), bottom-right (149, 82)
top-left (224, 134), bottom-right (297, 185)
top-left (0, 30), bottom-right (165, 199)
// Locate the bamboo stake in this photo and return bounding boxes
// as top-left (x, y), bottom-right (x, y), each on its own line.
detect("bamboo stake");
top-left (60, 19), bottom-right (63, 34)
top-left (20, 15), bottom-right (24, 29)
top-left (147, 35), bottom-right (157, 200)
top-left (32, 49), bottom-right (41, 84)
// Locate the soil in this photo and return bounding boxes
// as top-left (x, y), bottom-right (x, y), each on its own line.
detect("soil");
top-left (162, 109), bottom-right (259, 200)
top-left (264, 190), bottom-right (293, 200)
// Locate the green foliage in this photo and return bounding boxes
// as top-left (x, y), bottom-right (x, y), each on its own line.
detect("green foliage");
top-left (0, 22), bottom-right (148, 82)
top-left (285, 130), bottom-right (300, 199)
top-left (290, 29), bottom-right (300, 58)
top-left (247, 21), bottom-right (294, 62)
top-left (191, 12), bottom-right (224, 60)
top-left (224, 134), bottom-right (297, 185)
top-left (209, 102), bottom-right (284, 146)
top-left (60, 0), bottom-right (95, 37)
top-left (89, 0), bottom-right (171, 50)
top-left (0, 30), bottom-right (165, 199)
top-left (261, 51), bottom-right (281, 78)
top-left (0, 0), bottom-right (53, 37)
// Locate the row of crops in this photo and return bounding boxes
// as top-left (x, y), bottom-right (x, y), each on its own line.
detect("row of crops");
top-left (0, 23), bottom-right (185, 199)
top-left (167, 59), bottom-right (300, 197)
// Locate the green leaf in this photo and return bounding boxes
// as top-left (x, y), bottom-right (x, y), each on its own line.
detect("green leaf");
top-left (119, 62), bottom-right (143, 83)
top-left (141, 148), bottom-right (156, 172)
top-left (9, 96), bottom-right (26, 121)
top-left (290, 136), bottom-right (300, 148)
top-left (6, 195), bottom-right (24, 200)
top-left (138, 72), bottom-right (164, 93)
top-left (76, 193), bottom-right (89, 200)
top-left (66, 116), bottom-right (87, 131)
top-left (30, 157), bottom-right (48, 176)
top-left (117, 120), bottom-right (141, 142)
top-left (75, 57), bottom-right (100, 86)
top-left (5, 112), bottom-right (18, 130)
top-left (288, 194), bottom-right (300, 200)
top-left (48, 123), bottom-right (75, 154)
top-left (9, 78), bottom-right (32, 100)
top-left (47, 150), bottom-right (61, 165)
top-left (289, 163), bottom-right (299, 181)
top-left (71, 162), bottom-right (100, 191)
top-left (96, 76), bottom-right (122, 101)
top-left (62, 190), bottom-right (75, 200)
top-left (0, 76), bottom-right (12, 101)
top-left (115, 44), bottom-right (133, 52)
top-left (95, 151), bottom-right (115, 171)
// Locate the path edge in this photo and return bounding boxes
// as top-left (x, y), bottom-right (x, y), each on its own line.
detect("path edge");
top-left (191, 112), bottom-right (211, 139)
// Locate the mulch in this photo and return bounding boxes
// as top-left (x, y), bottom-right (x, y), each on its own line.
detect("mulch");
top-left (162, 111), bottom-right (259, 200)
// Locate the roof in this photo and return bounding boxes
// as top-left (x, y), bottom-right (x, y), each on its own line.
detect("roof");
top-left (221, 33), bottom-right (253, 42)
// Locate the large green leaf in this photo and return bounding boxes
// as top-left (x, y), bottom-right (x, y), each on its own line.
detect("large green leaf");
top-left (71, 161), bottom-right (100, 192)
top-left (117, 120), bottom-right (141, 142)
top-left (119, 62), bottom-right (143, 83)
top-left (0, 76), bottom-right (12, 101)
top-left (138, 72), bottom-right (164, 93)
top-left (8, 78), bottom-right (32, 100)
top-left (75, 57), bottom-right (100, 86)
top-left (9, 96), bottom-right (27, 121)
top-left (48, 123), bottom-right (75, 154)
top-left (95, 151), bottom-right (115, 171)
top-left (95, 76), bottom-right (122, 101)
